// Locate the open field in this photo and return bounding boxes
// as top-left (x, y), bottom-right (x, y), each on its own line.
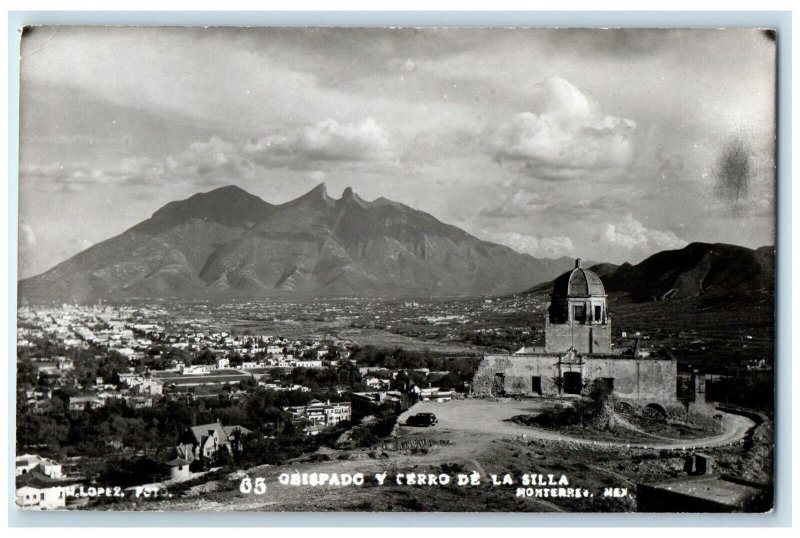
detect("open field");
top-left (150, 370), bottom-right (251, 387)
top-left (610, 297), bottom-right (774, 352)
top-left (337, 328), bottom-right (483, 355)
top-left (166, 313), bottom-right (486, 355)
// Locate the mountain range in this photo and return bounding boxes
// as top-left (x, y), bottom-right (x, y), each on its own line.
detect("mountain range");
top-left (19, 184), bottom-right (584, 303)
top-left (526, 242), bottom-right (775, 303)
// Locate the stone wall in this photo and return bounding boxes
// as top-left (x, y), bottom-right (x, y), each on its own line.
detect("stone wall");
top-left (472, 353), bottom-right (563, 397)
top-left (545, 317), bottom-right (612, 354)
top-left (471, 352), bottom-right (681, 411)
top-left (583, 356), bottom-right (679, 409)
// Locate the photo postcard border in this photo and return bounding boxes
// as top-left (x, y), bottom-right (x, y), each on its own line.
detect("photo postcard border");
top-left (5, 9), bottom-right (792, 528)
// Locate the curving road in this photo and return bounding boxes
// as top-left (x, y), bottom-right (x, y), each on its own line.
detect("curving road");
top-left (399, 398), bottom-right (755, 451)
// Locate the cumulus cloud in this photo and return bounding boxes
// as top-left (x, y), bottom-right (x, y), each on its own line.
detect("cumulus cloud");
top-left (245, 118), bottom-right (392, 163)
top-left (493, 77), bottom-right (636, 180)
top-left (594, 214), bottom-right (687, 257)
top-left (164, 136), bottom-right (256, 183)
top-left (482, 230), bottom-right (575, 258)
top-left (22, 118), bottom-right (394, 191)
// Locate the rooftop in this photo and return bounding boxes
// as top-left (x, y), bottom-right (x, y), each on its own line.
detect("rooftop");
top-left (639, 474), bottom-right (769, 508)
top-left (16, 470), bottom-right (75, 489)
top-left (551, 258), bottom-right (606, 297)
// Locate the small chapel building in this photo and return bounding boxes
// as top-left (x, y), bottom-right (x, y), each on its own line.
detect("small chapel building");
top-left (472, 259), bottom-right (682, 415)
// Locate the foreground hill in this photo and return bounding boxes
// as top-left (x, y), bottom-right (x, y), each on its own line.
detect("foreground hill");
top-left (19, 184), bottom-right (580, 303)
top-left (525, 242), bottom-right (774, 303)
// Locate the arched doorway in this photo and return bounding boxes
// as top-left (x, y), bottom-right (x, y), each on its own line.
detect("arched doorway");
top-left (643, 403), bottom-right (667, 421)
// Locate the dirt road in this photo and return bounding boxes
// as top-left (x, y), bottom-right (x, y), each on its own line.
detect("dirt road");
top-left (399, 398), bottom-right (755, 450)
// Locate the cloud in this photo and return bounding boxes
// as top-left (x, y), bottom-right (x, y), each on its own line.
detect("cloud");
top-left (22, 118), bottom-right (394, 191)
top-left (309, 170), bottom-right (328, 183)
top-left (476, 186), bottom-right (649, 227)
top-left (20, 223), bottom-right (36, 245)
top-left (492, 77), bottom-right (636, 180)
top-left (478, 191), bottom-right (546, 219)
top-left (245, 117), bottom-right (392, 163)
top-left (22, 157), bottom-right (169, 191)
top-left (76, 238), bottom-right (94, 250)
top-left (164, 136), bottom-right (257, 183)
top-left (482, 230), bottom-right (575, 258)
top-left (594, 214), bottom-right (687, 256)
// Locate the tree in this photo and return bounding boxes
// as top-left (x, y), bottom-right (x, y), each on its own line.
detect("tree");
top-left (335, 361), bottom-right (362, 387)
top-left (99, 457), bottom-right (169, 488)
top-left (507, 377), bottom-right (529, 395)
top-left (17, 359), bottom-right (37, 387)
top-left (194, 349), bottom-right (217, 365)
top-left (551, 376), bottom-right (564, 396)
top-left (572, 379), bottom-right (613, 428)
top-left (433, 372), bottom-right (463, 391)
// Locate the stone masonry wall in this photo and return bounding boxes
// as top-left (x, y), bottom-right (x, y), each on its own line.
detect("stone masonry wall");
top-left (545, 319), bottom-right (612, 354)
top-left (472, 353), bottom-right (681, 411)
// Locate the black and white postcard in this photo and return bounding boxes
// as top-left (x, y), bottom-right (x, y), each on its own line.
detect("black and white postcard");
top-left (14, 27), bottom-right (776, 513)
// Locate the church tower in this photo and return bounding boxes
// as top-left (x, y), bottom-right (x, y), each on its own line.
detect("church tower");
top-left (545, 258), bottom-right (612, 354)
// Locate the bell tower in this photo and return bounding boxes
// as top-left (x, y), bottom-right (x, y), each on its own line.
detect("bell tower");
top-left (545, 258), bottom-right (612, 354)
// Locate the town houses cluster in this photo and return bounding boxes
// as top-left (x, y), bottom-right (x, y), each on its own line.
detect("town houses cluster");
top-left (18, 304), bottom-right (351, 364)
top-left (16, 301), bottom-right (466, 509)
top-left (17, 304), bottom-right (358, 414)
top-left (17, 302), bottom-right (459, 431)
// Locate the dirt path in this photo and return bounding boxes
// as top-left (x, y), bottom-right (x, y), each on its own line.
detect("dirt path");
top-left (399, 398), bottom-right (755, 450)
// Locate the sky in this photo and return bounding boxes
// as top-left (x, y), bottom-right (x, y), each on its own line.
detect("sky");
top-left (17, 27), bottom-right (776, 278)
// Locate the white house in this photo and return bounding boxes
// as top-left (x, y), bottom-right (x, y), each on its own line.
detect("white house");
top-left (416, 387), bottom-right (455, 402)
top-left (16, 481), bottom-right (68, 510)
top-left (364, 376), bottom-right (390, 390)
top-left (296, 359), bottom-right (323, 369)
top-left (284, 400), bottom-right (352, 435)
top-left (68, 395), bottom-right (104, 412)
top-left (182, 365), bottom-right (210, 375)
top-left (16, 454), bottom-right (63, 478)
top-left (16, 461), bottom-right (73, 510)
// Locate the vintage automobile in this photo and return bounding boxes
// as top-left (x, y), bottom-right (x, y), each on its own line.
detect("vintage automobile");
top-left (406, 412), bottom-right (438, 427)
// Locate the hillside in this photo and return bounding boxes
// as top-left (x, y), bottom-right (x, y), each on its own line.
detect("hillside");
top-left (523, 243), bottom-right (774, 304)
top-left (19, 184), bottom-right (579, 303)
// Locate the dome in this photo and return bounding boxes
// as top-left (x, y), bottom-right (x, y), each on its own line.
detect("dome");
top-left (551, 258), bottom-right (606, 297)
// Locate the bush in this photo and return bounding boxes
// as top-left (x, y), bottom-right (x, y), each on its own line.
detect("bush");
top-left (98, 457), bottom-right (169, 488)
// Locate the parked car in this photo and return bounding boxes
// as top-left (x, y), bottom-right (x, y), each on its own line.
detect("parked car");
top-left (406, 412), bottom-right (438, 427)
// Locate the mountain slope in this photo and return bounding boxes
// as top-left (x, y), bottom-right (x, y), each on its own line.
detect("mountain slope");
top-left (19, 186), bottom-right (276, 303)
top-left (198, 184), bottom-right (576, 297)
top-left (19, 184), bottom-right (579, 302)
top-left (522, 261), bottom-right (611, 294)
top-left (602, 242), bottom-right (774, 301)
top-left (523, 243), bottom-right (774, 303)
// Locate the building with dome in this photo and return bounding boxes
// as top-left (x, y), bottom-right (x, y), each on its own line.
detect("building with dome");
top-left (545, 258), bottom-right (612, 354)
top-left (471, 259), bottom-right (682, 414)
